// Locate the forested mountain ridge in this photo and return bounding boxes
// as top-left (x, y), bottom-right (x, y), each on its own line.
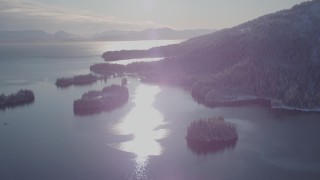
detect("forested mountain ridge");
top-left (98, 0), bottom-right (320, 109)
top-left (189, 0), bottom-right (320, 109)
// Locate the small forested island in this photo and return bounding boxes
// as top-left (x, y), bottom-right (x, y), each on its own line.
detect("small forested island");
top-left (73, 84), bottom-right (129, 115)
top-left (186, 117), bottom-right (238, 155)
top-left (186, 117), bottom-right (238, 142)
top-left (0, 90), bottom-right (35, 109)
top-left (55, 73), bottom-right (106, 88)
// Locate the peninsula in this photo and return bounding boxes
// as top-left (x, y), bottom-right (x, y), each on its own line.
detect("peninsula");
top-left (97, 1), bottom-right (320, 111)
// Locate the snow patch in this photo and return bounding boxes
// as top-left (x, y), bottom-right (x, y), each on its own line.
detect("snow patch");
top-left (271, 104), bottom-right (320, 112)
top-left (240, 27), bottom-right (251, 34)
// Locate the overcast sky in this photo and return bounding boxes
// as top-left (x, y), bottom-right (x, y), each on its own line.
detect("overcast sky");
top-left (0, 0), bottom-right (307, 35)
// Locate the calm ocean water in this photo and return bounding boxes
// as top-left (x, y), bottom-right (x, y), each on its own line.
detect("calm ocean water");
top-left (0, 41), bottom-right (320, 180)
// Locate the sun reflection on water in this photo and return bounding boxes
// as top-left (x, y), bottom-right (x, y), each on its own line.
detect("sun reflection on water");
top-left (111, 84), bottom-right (169, 179)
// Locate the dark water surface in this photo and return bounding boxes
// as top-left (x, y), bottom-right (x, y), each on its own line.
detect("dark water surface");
top-left (0, 41), bottom-right (320, 180)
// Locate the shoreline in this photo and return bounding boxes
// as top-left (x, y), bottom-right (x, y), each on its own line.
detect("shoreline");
top-left (270, 105), bottom-right (320, 114)
top-left (203, 96), bottom-right (320, 114)
top-left (88, 63), bottom-right (320, 115)
top-left (203, 98), bottom-right (271, 108)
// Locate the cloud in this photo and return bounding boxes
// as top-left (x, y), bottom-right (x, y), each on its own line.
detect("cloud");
top-left (0, 0), bottom-right (166, 34)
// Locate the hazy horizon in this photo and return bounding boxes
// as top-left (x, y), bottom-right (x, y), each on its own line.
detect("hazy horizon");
top-left (0, 0), bottom-right (306, 35)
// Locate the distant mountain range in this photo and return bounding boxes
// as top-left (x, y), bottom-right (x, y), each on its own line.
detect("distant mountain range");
top-left (91, 28), bottom-right (215, 41)
top-left (0, 30), bottom-right (84, 42)
top-left (100, 0), bottom-right (320, 110)
top-left (0, 28), bottom-right (215, 43)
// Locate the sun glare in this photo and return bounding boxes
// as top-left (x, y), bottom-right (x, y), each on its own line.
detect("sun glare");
top-left (111, 84), bottom-right (169, 178)
top-left (112, 84), bottom-right (168, 155)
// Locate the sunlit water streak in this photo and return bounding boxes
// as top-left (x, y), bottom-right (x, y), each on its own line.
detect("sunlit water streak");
top-left (111, 84), bottom-right (169, 179)
top-left (109, 58), bottom-right (162, 65)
